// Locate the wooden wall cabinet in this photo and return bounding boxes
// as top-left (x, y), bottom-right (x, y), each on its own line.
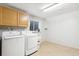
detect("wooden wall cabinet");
top-left (0, 7), bottom-right (2, 25)
top-left (18, 12), bottom-right (28, 28)
top-left (2, 7), bottom-right (18, 26)
top-left (0, 6), bottom-right (28, 28)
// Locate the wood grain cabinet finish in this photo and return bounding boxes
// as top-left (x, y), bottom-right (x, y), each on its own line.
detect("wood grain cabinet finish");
top-left (0, 7), bottom-right (2, 25)
top-left (2, 7), bottom-right (18, 26)
top-left (0, 6), bottom-right (28, 28)
top-left (18, 12), bottom-right (28, 27)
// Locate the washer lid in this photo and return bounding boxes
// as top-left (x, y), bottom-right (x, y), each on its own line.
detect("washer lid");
top-left (2, 31), bottom-right (22, 37)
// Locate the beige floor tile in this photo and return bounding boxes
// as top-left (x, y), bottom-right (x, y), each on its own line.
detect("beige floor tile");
top-left (32, 41), bottom-right (79, 56)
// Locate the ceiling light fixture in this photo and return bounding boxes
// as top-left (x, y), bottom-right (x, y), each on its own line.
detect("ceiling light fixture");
top-left (41, 3), bottom-right (64, 12)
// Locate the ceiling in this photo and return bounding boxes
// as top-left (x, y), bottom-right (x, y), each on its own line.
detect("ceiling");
top-left (2, 3), bottom-right (79, 20)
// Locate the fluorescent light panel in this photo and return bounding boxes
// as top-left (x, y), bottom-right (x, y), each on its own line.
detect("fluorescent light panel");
top-left (41, 3), bottom-right (55, 9)
top-left (41, 3), bottom-right (64, 12)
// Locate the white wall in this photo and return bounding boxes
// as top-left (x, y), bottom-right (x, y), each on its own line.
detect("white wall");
top-left (40, 19), bottom-right (48, 42)
top-left (46, 11), bottom-right (79, 49)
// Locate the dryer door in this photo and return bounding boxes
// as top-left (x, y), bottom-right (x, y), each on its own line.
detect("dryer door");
top-left (28, 36), bottom-right (38, 50)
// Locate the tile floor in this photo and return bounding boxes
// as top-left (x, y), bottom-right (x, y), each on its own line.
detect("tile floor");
top-left (32, 41), bottom-right (79, 56)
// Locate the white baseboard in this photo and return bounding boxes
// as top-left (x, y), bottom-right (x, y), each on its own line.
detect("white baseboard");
top-left (46, 39), bottom-right (79, 49)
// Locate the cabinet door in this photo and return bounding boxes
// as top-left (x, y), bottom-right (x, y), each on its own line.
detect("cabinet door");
top-left (0, 7), bottom-right (2, 25)
top-left (2, 7), bottom-right (18, 26)
top-left (18, 12), bottom-right (28, 27)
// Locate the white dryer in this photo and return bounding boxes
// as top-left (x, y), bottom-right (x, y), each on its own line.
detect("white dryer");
top-left (25, 31), bottom-right (39, 56)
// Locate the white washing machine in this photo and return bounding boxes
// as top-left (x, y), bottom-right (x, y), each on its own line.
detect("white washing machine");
top-left (2, 31), bottom-right (25, 56)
